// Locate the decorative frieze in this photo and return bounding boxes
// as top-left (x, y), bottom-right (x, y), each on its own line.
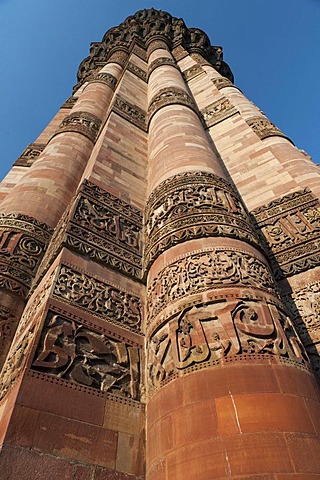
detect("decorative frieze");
top-left (147, 57), bottom-right (178, 79)
top-left (0, 214), bottom-right (52, 297)
top-left (147, 248), bottom-right (276, 323)
top-left (251, 188), bottom-right (320, 279)
top-left (14, 143), bottom-right (46, 167)
top-left (90, 72), bottom-right (118, 90)
top-left (201, 97), bottom-right (238, 128)
top-left (144, 171), bottom-right (260, 271)
top-left (211, 77), bottom-right (235, 90)
top-left (246, 116), bottom-right (292, 143)
top-left (127, 62), bottom-right (147, 82)
top-left (0, 306), bottom-right (17, 353)
top-left (54, 111), bottom-right (102, 143)
top-left (148, 293), bottom-right (308, 391)
top-left (131, 44), bottom-right (147, 62)
top-left (53, 265), bottom-right (142, 333)
top-left (32, 310), bottom-right (140, 399)
top-left (148, 87), bottom-right (198, 123)
top-left (113, 94), bottom-right (147, 131)
top-left (182, 64), bottom-right (204, 81)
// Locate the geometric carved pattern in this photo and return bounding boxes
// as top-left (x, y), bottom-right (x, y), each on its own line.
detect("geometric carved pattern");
top-left (53, 111), bottom-right (102, 143)
top-left (147, 248), bottom-right (276, 324)
top-left (53, 265), bottom-right (142, 332)
top-left (0, 214), bottom-right (53, 297)
top-left (113, 94), bottom-right (147, 131)
top-left (66, 179), bottom-right (143, 279)
top-left (148, 87), bottom-right (198, 123)
top-left (201, 97), bottom-right (238, 128)
top-left (13, 143), bottom-right (46, 168)
top-left (32, 310), bottom-right (140, 399)
top-left (246, 116), bottom-right (292, 143)
top-left (251, 188), bottom-right (320, 279)
top-left (144, 171), bottom-right (260, 271)
top-left (148, 294), bottom-right (309, 392)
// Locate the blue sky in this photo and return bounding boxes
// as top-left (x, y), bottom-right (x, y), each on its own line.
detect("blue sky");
top-left (0, 0), bottom-right (319, 181)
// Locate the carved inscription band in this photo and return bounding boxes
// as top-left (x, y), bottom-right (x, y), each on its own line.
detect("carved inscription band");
top-left (53, 111), bottom-right (102, 143)
top-left (246, 116), bottom-right (293, 143)
top-left (148, 87), bottom-right (198, 124)
top-left (89, 72), bottom-right (118, 90)
top-left (144, 171), bottom-right (260, 271)
top-left (14, 143), bottom-right (46, 168)
top-left (251, 188), bottom-right (320, 279)
top-left (201, 97), bottom-right (238, 128)
top-left (147, 56), bottom-right (178, 79)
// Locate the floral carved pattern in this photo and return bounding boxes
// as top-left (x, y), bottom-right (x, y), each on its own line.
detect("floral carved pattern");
top-left (148, 296), bottom-right (308, 392)
top-left (144, 171), bottom-right (260, 271)
top-left (32, 311), bottom-right (140, 399)
top-left (53, 265), bottom-right (142, 332)
top-left (147, 248), bottom-right (276, 323)
top-left (251, 188), bottom-right (320, 279)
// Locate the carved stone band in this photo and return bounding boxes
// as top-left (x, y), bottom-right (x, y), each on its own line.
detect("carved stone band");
top-left (251, 188), bottom-right (320, 279)
top-left (211, 77), bottom-right (237, 91)
top-left (201, 97), bottom-right (238, 128)
top-left (182, 64), bottom-right (204, 81)
top-left (147, 57), bottom-right (179, 79)
top-left (53, 264), bottom-right (142, 332)
top-left (53, 111), bottom-right (102, 143)
top-left (113, 94), bottom-right (147, 131)
top-left (147, 291), bottom-right (308, 393)
top-left (246, 116), bottom-right (293, 144)
top-left (144, 171), bottom-right (260, 271)
top-left (14, 143), bottom-right (46, 168)
top-left (147, 247), bottom-right (276, 324)
top-left (148, 87), bottom-right (198, 124)
top-left (89, 72), bottom-right (118, 90)
top-left (61, 96), bottom-right (77, 109)
top-left (127, 62), bottom-right (147, 82)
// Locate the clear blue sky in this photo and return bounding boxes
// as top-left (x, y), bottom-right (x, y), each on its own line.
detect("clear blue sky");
top-left (0, 0), bottom-right (319, 181)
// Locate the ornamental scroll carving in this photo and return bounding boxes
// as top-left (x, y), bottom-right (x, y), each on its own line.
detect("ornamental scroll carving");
top-left (201, 97), bottom-right (238, 128)
top-left (53, 265), bottom-right (142, 333)
top-left (148, 87), bottom-right (198, 123)
top-left (148, 297), bottom-right (308, 390)
top-left (113, 94), bottom-right (147, 131)
top-left (251, 188), bottom-right (320, 279)
top-left (246, 116), bottom-right (292, 143)
top-left (54, 111), bottom-right (102, 143)
top-left (0, 306), bottom-right (16, 353)
top-left (32, 311), bottom-right (140, 399)
top-left (66, 179), bottom-right (143, 279)
top-left (147, 249), bottom-right (276, 323)
top-left (14, 143), bottom-right (46, 167)
top-left (144, 171), bottom-right (260, 271)
top-left (0, 214), bottom-right (53, 297)
top-left (211, 77), bottom-right (236, 90)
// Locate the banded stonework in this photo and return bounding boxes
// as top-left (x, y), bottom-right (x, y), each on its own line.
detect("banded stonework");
top-left (251, 188), bottom-right (320, 279)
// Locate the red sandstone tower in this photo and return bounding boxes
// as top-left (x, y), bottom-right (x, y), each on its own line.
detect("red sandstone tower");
top-left (0, 9), bottom-right (320, 479)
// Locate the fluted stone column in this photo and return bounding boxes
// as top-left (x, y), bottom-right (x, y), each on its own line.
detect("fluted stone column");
top-left (145, 39), bottom-right (320, 480)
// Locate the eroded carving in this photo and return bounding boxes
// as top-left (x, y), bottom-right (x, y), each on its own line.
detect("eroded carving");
top-left (144, 171), bottom-right (260, 271)
top-left (0, 306), bottom-right (16, 353)
top-left (54, 111), bottom-right (102, 143)
top-left (53, 265), bottom-right (142, 332)
top-left (246, 116), bottom-right (292, 142)
top-left (32, 311), bottom-right (140, 399)
top-left (148, 297), bottom-right (308, 390)
top-left (201, 97), bottom-right (238, 128)
top-left (251, 188), bottom-right (320, 278)
top-left (147, 249), bottom-right (276, 322)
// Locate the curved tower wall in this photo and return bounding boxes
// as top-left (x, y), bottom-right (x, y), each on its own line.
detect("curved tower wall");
top-left (0, 9), bottom-right (319, 480)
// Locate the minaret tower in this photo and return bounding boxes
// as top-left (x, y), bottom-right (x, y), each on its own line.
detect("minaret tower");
top-left (0, 9), bottom-right (320, 479)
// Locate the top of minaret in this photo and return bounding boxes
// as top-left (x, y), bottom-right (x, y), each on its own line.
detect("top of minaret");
top-left (75, 8), bottom-right (233, 91)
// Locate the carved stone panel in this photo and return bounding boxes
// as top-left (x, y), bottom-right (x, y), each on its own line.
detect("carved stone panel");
top-left (32, 310), bottom-right (140, 399)
top-left (182, 64), bottom-right (204, 81)
top-left (246, 116), bottom-right (292, 143)
top-left (53, 265), bottom-right (142, 333)
top-left (90, 72), bottom-right (118, 90)
top-left (148, 57), bottom-right (178, 79)
top-left (251, 188), bottom-right (320, 279)
top-left (148, 295), bottom-right (308, 392)
top-left (0, 306), bottom-right (17, 354)
top-left (201, 97), bottom-right (238, 128)
top-left (147, 248), bottom-right (276, 324)
top-left (148, 87), bottom-right (198, 123)
top-left (14, 143), bottom-right (46, 167)
top-left (61, 96), bottom-right (78, 109)
top-left (144, 171), bottom-right (260, 271)
top-left (211, 77), bottom-right (236, 91)
top-left (127, 62), bottom-right (147, 82)
top-left (54, 111), bottom-right (102, 142)
top-left (0, 214), bottom-right (53, 297)
top-left (113, 94), bottom-right (147, 131)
